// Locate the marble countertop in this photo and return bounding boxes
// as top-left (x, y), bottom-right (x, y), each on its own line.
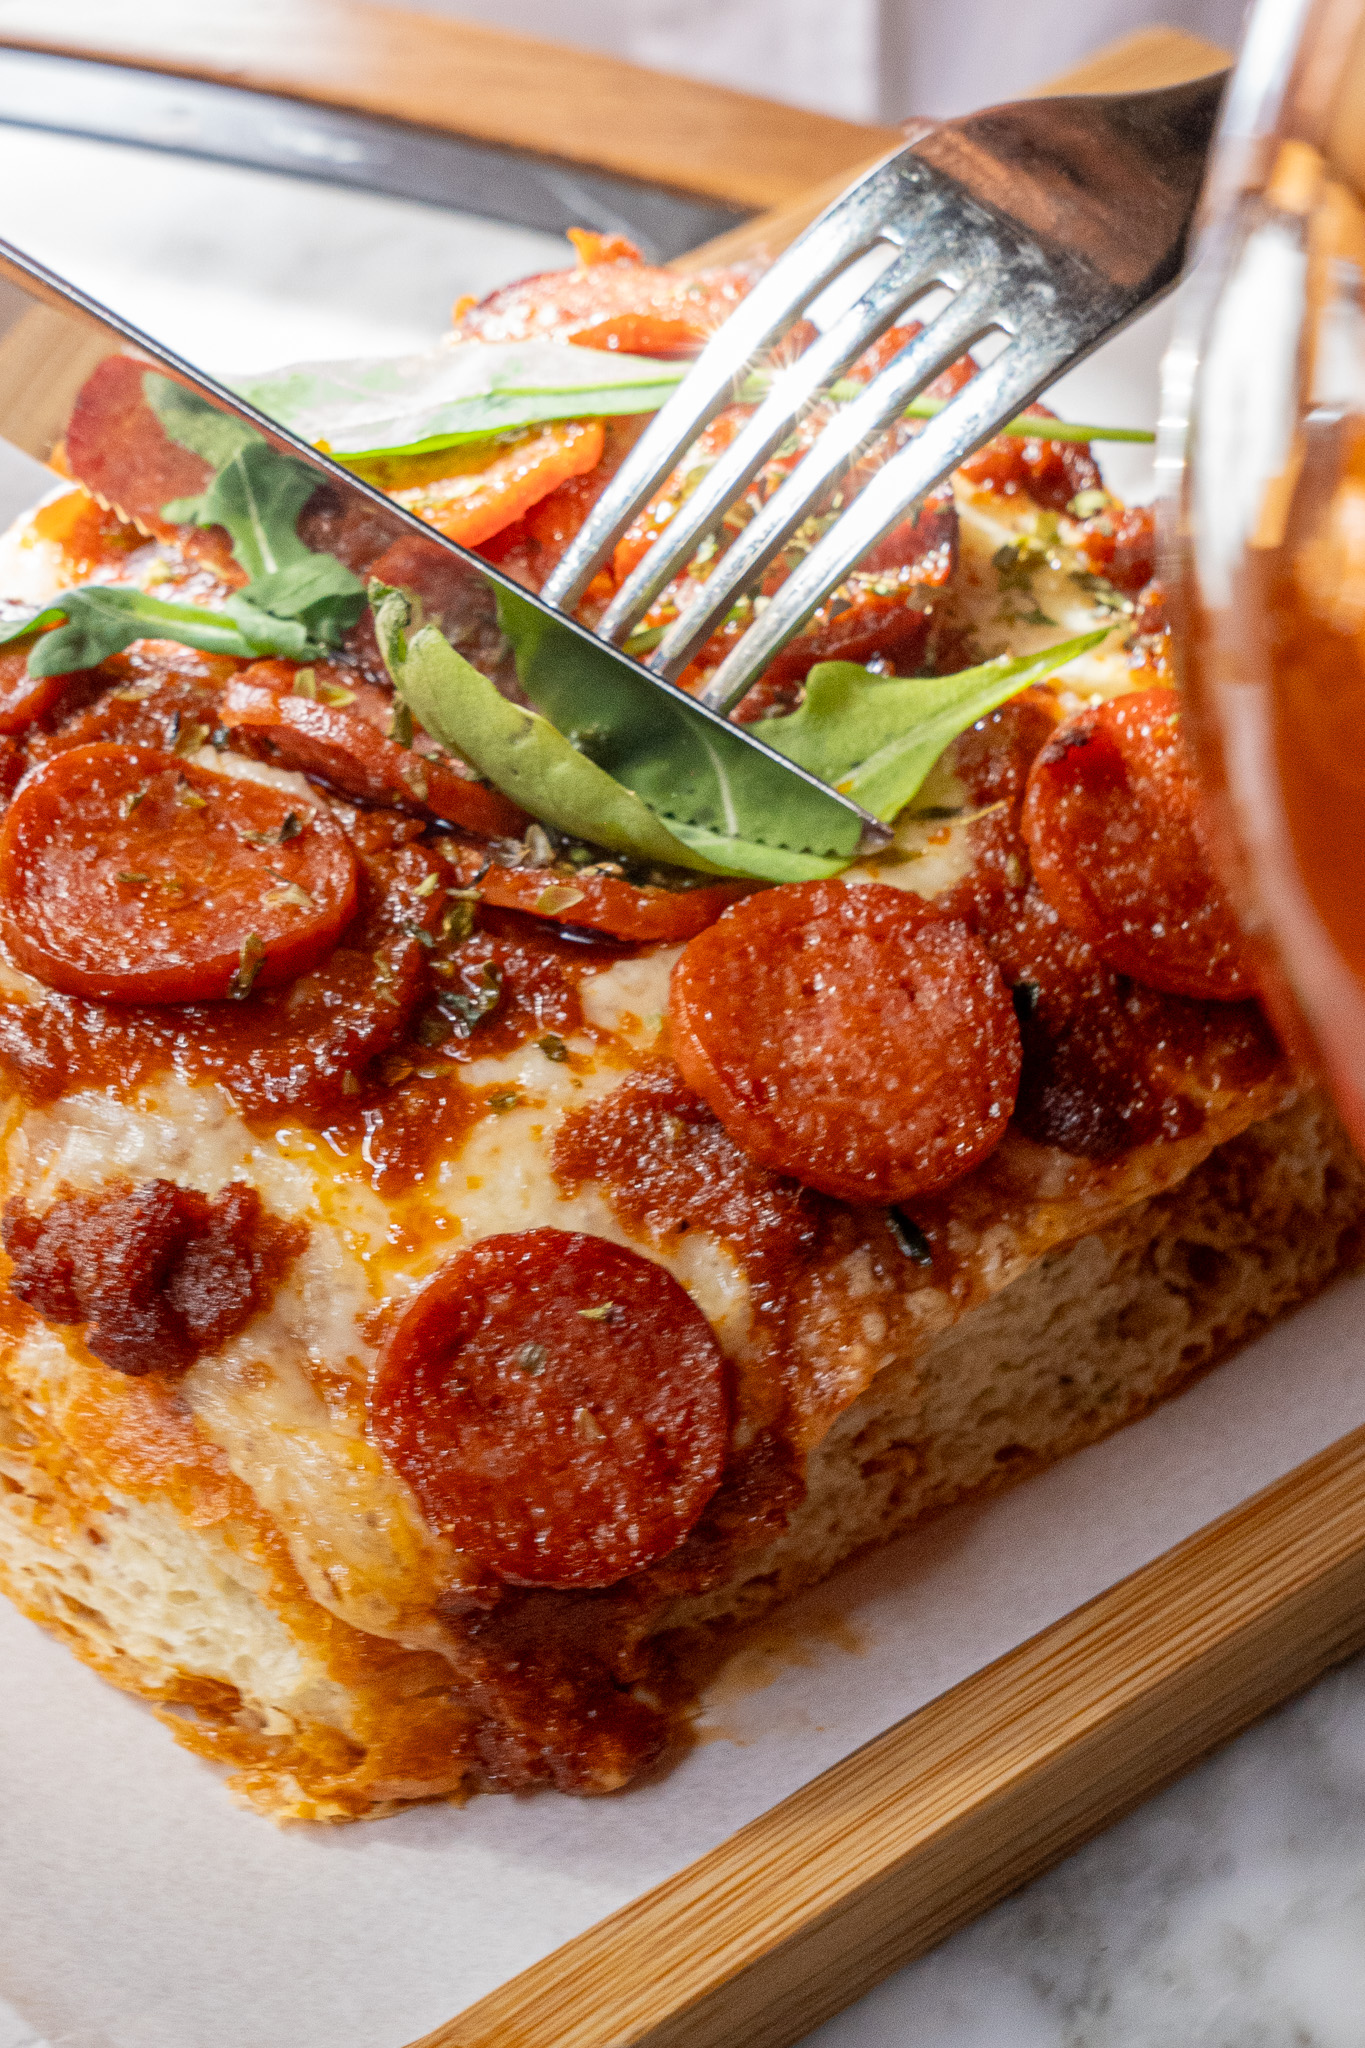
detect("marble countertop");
top-left (807, 1649), bottom-right (1365, 2048)
top-left (0, 121), bottom-right (1361, 2048)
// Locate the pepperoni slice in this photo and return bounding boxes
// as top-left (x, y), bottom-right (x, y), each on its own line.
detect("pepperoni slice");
top-left (220, 661), bottom-right (528, 840)
top-left (63, 357), bottom-right (240, 577)
top-left (0, 646), bottom-right (69, 734)
top-left (1021, 687), bottom-right (1256, 1001)
top-left (440, 840), bottom-right (750, 942)
top-left (670, 881), bottom-right (1022, 1203)
top-left (0, 742), bottom-right (358, 1003)
top-left (370, 1228), bottom-right (728, 1588)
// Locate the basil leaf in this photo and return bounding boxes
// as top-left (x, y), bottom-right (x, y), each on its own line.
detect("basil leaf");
top-left (143, 373), bottom-right (264, 471)
top-left (233, 342), bottom-right (688, 463)
top-left (373, 584), bottom-right (729, 874)
top-left (753, 630), bottom-right (1109, 823)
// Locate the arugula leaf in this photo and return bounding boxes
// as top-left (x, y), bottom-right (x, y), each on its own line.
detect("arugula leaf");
top-left (820, 378), bottom-right (1155, 444)
top-left (232, 342), bottom-right (688, 463)
top-left (662, 819), bottom-right (849, 881)
top-left (372, 584), bottom-right (729, 874)
top-left (2, 585), bottom-right (296, 677)
top-left (165, 441), bottom-right (319, 581)
top-left (143, 374), bottom-right (264, 471)
top-left (753, 630), bottom-right (1109, 823)
top-left (493, 586), bottom-right (864, 874)
top-left (229, 554), bottom-right (366, 651)
top-left (149, 376), bottom-right (365, 649)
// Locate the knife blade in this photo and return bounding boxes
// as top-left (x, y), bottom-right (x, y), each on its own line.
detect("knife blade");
top-left (0, 235), bottom-right (889, 866)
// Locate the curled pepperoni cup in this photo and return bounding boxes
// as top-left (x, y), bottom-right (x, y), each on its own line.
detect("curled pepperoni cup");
top-left (670, 881), bottom-right (1022, 1205)
top-left (369, 1229), bottom-right (728, 1589)
top-left (0, 742), bottom-right (359, 1003)
top-left (1021, 687), bottom-right (1256, 1002)
top-left (221, 662), bottom-right (529, 841)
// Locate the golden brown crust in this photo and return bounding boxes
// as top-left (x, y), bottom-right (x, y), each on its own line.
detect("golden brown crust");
top-left (3, 1088), bottom-right (1361, 1820)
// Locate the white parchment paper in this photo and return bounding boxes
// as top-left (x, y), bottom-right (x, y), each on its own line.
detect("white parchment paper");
top-left (5, 1267), bottom-right (1365, 2048)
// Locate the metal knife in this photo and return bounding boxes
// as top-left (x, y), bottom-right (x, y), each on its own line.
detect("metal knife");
top-left (0, 236), bottom-right (888, 867)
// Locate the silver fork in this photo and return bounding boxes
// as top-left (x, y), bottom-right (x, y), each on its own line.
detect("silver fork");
top-left (543, 72), bottom-right (1227, 714)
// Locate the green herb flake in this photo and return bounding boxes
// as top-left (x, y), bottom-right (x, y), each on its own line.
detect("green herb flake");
top-left (1067, 488), bottom-right (1113, 519)
top-left (175, 780), bottom-right (208, 810)
top-left (228, 932), bottom-right (267, 1000)
top-left (537, 1033), bottom-right (569, 1063)
top-left (171, 719), bottom-right (210, 757)
top-left (240, 811), bottom-right (303, 849)
top-left (292, 667), bottom-right (318, 699)
top-left (119, 785), bottom-right (148, 818)
top-left (512, 1340), bottom-right (548, 1375)
top-left (489, 1088), bottom-right (520, 1113)
top-left (577, 1302), bottom-right (616, 1321)
top-left (534, 883), bottom-right (587, 916)
top-left (887, 1209), bottom-right (933, 1267)
top-left (388, 699), bottom-right (414, 748)
top-left (114, 870), bottom-right (150, 885)
top-left (440, 960), bottom-right (503, 1035)
top-left (415, 871), bottom-right (440, 898)
top-left (441, 898), bottom-right (477, 945)
top-left (263, 878), bottom-right (313, 911)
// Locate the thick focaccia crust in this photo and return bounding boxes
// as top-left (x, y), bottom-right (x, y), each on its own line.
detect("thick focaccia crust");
top-left (2, 1089), bottom-right (1361, 1820)
top-left (0, 310), bottom-right (1359, 1817)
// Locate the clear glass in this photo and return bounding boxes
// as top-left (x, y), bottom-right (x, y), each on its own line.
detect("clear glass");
top-left (1167, 0), bottom-right (1365, 1146)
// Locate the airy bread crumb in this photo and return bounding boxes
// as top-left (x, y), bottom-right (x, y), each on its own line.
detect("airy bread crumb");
top-left (2, 1091), bottom-right (1360, 1821)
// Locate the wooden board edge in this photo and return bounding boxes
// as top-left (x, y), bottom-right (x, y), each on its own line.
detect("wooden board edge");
top-left (0, 0), bottom-right (902, 214)
top-left (422, 1424), bottom-right (1365, 2048)
top-left (675, 24), bottom-right (1232, 272)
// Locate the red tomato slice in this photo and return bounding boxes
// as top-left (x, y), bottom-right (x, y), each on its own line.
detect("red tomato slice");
top-left (221, 662), bottom-right (529, 840)
top-left (0, 742), bottom-right (358, 1003)
top-left (670, 881), bottom-right (1022, 1203)
top-left (390, 419), bottom-right (604, 549)
top-left (370, 1228), bottom-right (728, 1588)
top-left (1021, 687), bottom-right (1256, 1001)
top-left (451, 261), bottom-right (751, 354)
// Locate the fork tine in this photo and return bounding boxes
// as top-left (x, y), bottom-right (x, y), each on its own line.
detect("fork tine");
top-left (540, 150), bottom-right (920, 614)
top-left (595, 240), bottom-right (947, 646)
top-left (647, 278), bottom-right (999, 683)
top-left (692, 324), bottom-right (1079, 713)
